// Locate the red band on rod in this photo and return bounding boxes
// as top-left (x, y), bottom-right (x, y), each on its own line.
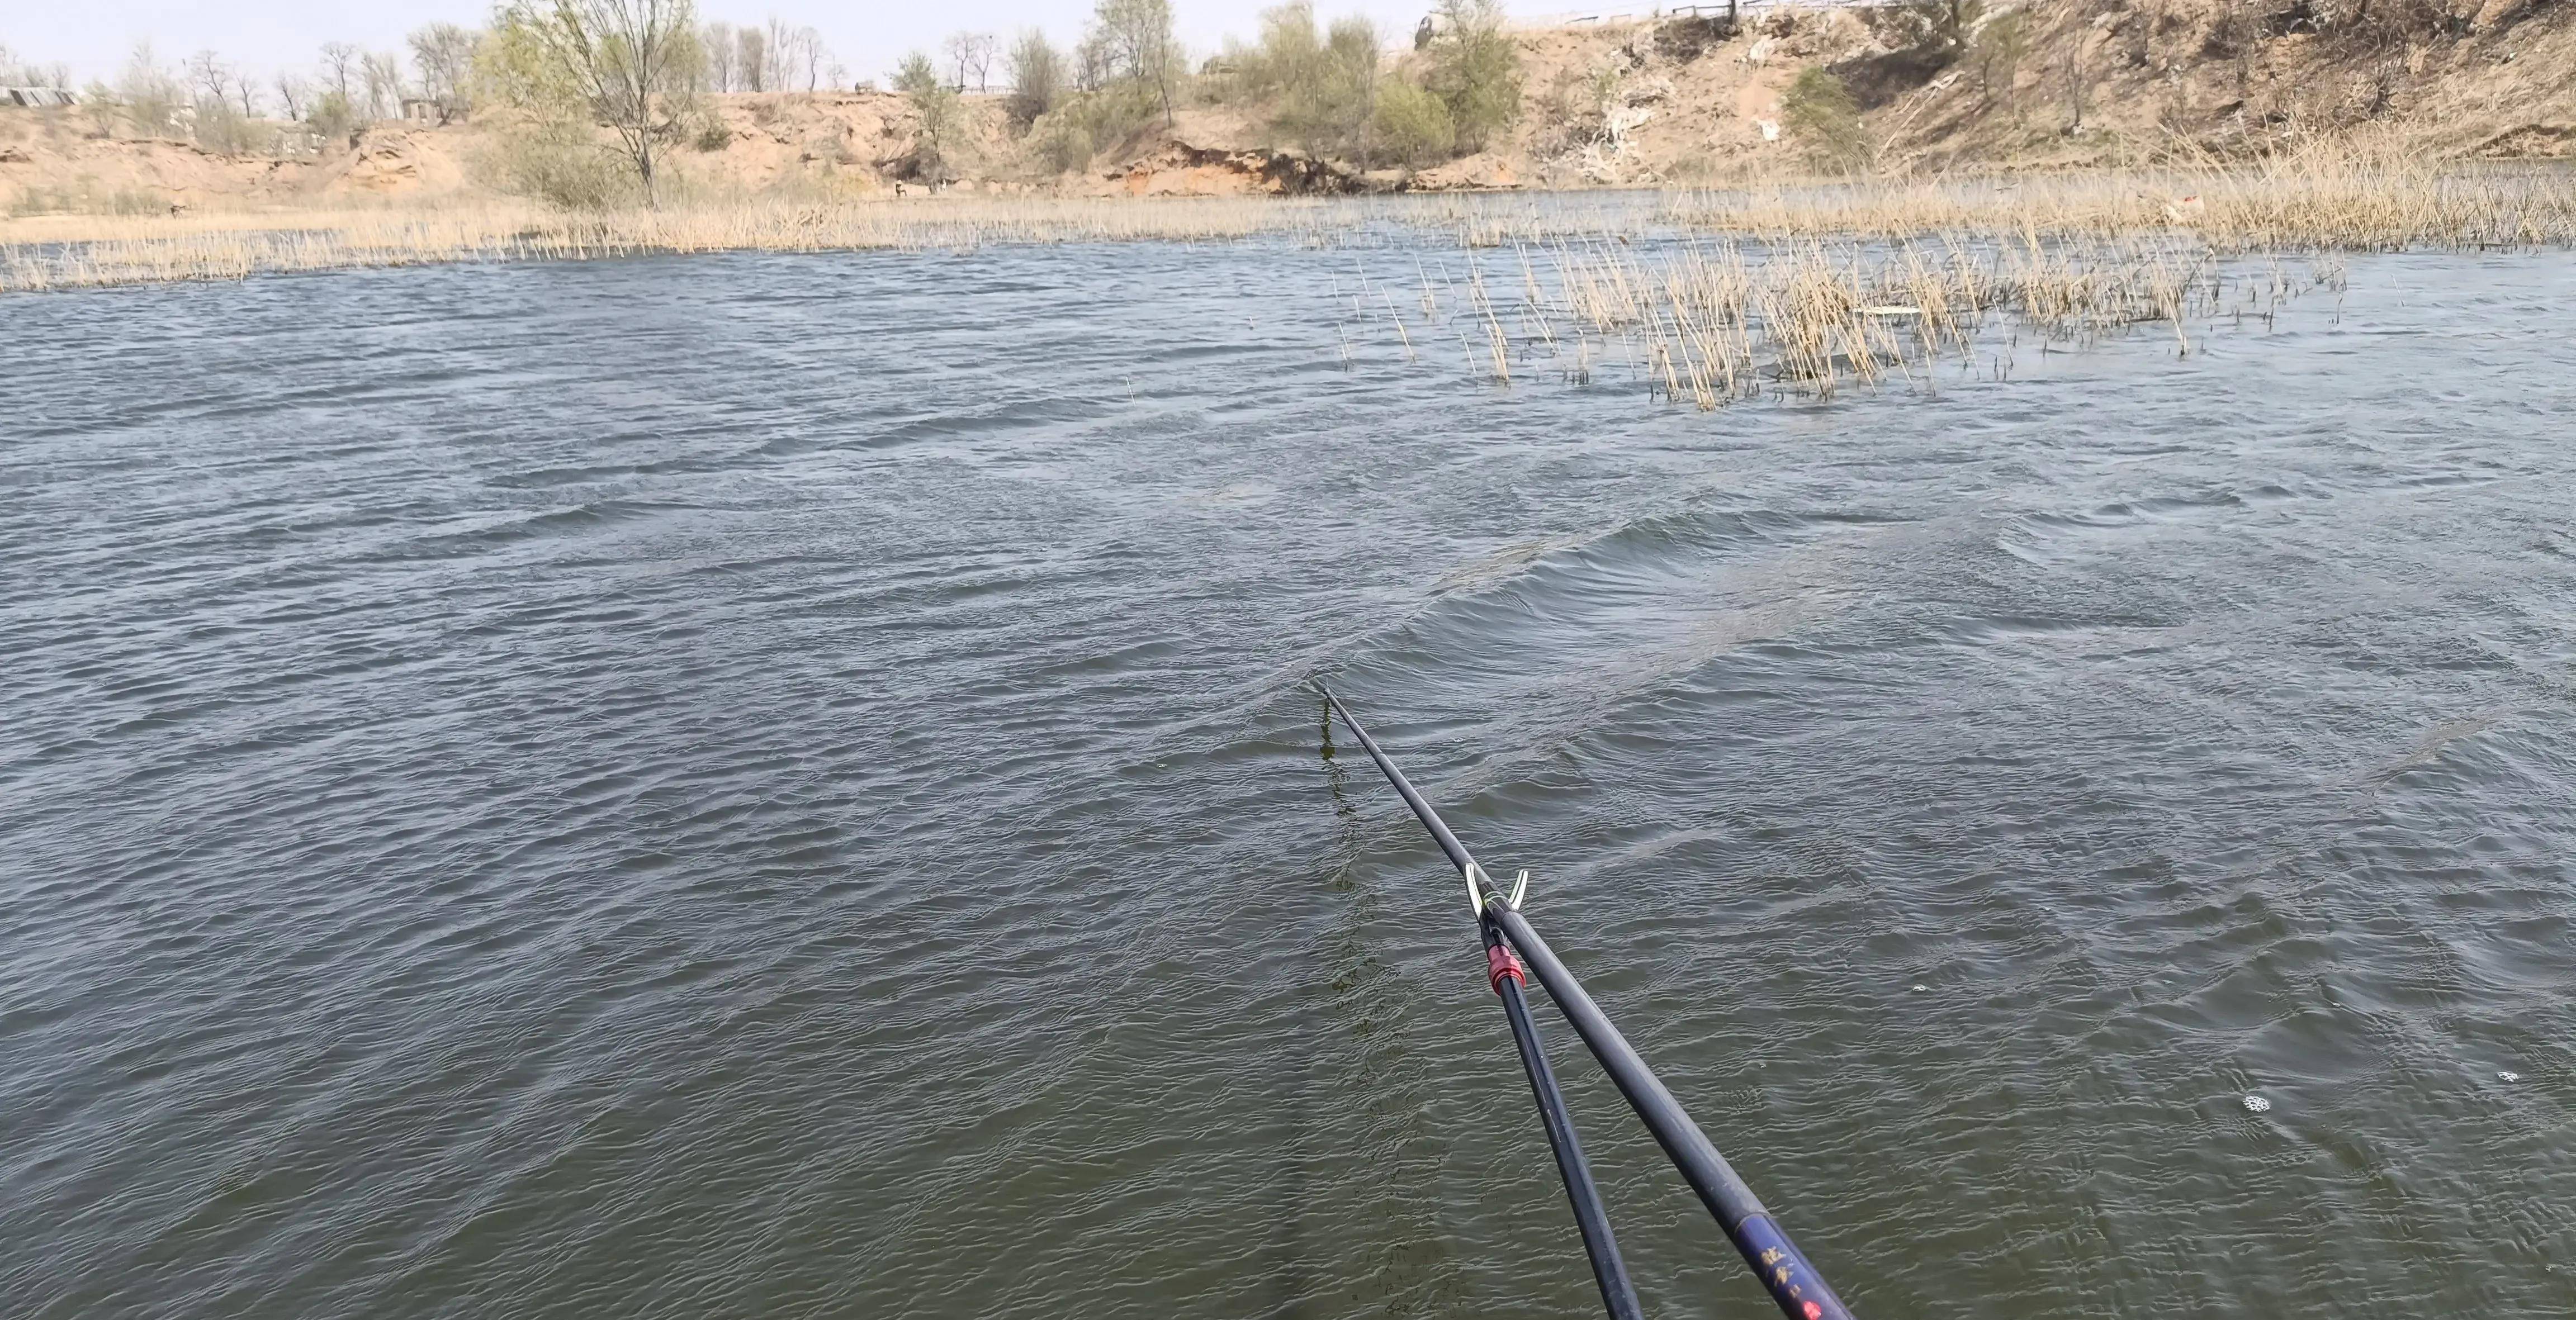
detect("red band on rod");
top-left (1488, 944), bottom-right (1528, 994)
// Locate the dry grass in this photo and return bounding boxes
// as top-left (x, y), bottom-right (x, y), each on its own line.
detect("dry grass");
top-left (1341, 235), bottom-right (2344, 410)
top-left (1, 175), bottom-right (2368, 415)
top-left (3, 148), bottom-right (2568, 294)
top-left (1669, 152), bottom-right (2576, 253)
top-left (0, 196), bottom-right (1347, 292)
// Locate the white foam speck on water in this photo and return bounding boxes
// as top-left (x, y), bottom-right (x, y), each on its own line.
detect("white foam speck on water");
top-left (1910, 984), bottom-right (1929, 993)
top-left (2242, 1095), bottom-right (2272, 1114)
top-left (2498, 1071), bottom-right (2521, 1083)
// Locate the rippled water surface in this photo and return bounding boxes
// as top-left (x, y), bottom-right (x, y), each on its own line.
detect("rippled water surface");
top-left (6, 243), bottom-right (2575, 1319)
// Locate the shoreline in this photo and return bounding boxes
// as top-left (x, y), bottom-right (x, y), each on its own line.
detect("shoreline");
top-left (8, 159), bottom-right (2574, 295)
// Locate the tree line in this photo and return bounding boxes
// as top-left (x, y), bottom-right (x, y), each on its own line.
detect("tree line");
top-left (896, 0), bottom-right (1526, 183)
top-left (12, 0), bottom-right (1529, 202)
top-left (43, 35), bottom-right (465, 156)
top-left (1, 44), bottom-right (74, 90)
top-left (25, 5), bottom-right (837, 161)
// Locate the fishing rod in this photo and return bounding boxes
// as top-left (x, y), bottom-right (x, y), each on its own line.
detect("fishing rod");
top-left (1324, 690), bottom-right (1640, 1316)
top-left (1483, 905), bottom-right (1646, 1320)
top-left (1321, 685), bottom-right (1857, 1320)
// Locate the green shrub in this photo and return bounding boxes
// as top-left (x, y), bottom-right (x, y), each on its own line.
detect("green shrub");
top-left (80, 83), bottom-right (121, 137)
top-left (1059, 82), bottom-right (1159, 153)
top-left (191, 98), bottom-right (260, 156)
top-left (1371, 75), bottom-right (1453, 167)
top-left (1031, 112), bottom-right (1095, 172)
top-left (1533, 65), bottom-right (1617, 154)
top-left (1783, 67), bottom-right (1870, 169)
top-left (117, 49), bottom-right (184, 137)
top-left (1006, 30), bottom-right (1064, 129)
top-left (1281, 13), bottom-right (1382, 159)
top-left (1424, 0), bottom-right (1520, 153)
top-left (475, 118), bottom-right (640, 208)
top-left (309, 89), bottom-right (359, 145)
top-left (1972, 11), bottom-right (2029, 107)
top-left (894, 51), bottom-right (965, 181)
top-left (1088, 0), bottom-right (1182, 127)
top-left (1026, 79), bottom-right (1172, 173)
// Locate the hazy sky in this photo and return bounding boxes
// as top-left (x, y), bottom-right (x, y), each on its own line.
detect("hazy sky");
top-left (8, 0), bottom-right (1494, 93)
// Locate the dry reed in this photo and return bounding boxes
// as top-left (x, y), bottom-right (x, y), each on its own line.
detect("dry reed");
top-left (0, 195), bottom-right (1346, 293)
top-left (1669, 152), bottom-right (2576, 253)
top-left (3, 149), bottom-right (2565, 295)
top-left (1339, 232), bottom-right (2337, 410)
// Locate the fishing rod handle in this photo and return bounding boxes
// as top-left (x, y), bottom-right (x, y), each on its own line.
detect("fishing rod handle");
top-left (1490, 903), bottom-right (1857, 1320)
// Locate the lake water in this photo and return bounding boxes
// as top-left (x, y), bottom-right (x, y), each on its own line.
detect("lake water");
top-left (5, 241), bottom-right (2574, 1319)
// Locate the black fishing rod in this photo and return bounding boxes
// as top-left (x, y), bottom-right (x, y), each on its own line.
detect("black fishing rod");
top-left (1329, 695), bottom-right (1628, 1312)
top-left (1481, 907), bottom-right (1646, 1320)
top-left (1321, 685), bottom-right (1857, 1320)
top-left (1325, 691), bottom-right (1641, 1317)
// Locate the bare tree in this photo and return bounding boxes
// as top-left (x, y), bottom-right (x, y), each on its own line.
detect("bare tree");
top-left (943, 31), bottom-right (997, 93)
top-left (1006, 29), bottom-right (1063, 125)
top-left (184, 51), bottom-right (262, 118)
top-left (1092, 0), bottom-right (1179, 126)
top-left (320, 42), bottom-right (360, 104)
top-left (764, 17), bottom-right (794, 91)
top-left (1073, 30), bottom-right (1113, 93)
top-left (737, 26), bottom-right (766, 92)
top-left (181, 50), bottom-right (259, 152)
top-left (2063, 26), bottom-right (2090, 132)
top-left (491, 0), bottom-right (704, 197)
top-left (767, 21), bottom-right (822, 91)
top-left (186, 50), bottom-right (230, 107)
top-left (362, 50), bottom-right (404, 119)
top-left (409, 23), bottom-right (479, 112)
top-left (0, 43), bottom-right (73, 88)
top-left (274, 72), bottom-right (310, 121)
top-left (2225, 0), bottom-right (2253, 98)
top-left (82, 83), bottom-right (122, 136)
top-left (181, 50), bottom-right (262, 120)
top-left (121, 44), bottom-right (186, 136)
top-left (798, 26), bottom-right (827, 90)
top-left (703, 22), bottom-right (736, 91)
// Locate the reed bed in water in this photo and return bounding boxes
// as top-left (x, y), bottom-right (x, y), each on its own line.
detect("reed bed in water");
top-left (0, 195), bottom-right (1345, 292)
top-left (1666, 154), bottom-right (2576, 252)
top-left (1345, 235), bottom-right (2340, 410)
top-left (2, 150), bottom-right (2559, 292)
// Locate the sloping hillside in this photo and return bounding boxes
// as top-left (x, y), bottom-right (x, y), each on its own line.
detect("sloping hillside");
top-left (2, 0), bottom-right (2570, 216)
top-left (1477, 0), bottom-right (2576, 183)
top-left (0, 92), bottom-right (1018, 212)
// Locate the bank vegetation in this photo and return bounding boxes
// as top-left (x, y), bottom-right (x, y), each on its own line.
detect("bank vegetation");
top-left (3, 0), bottom-right (2574, 294)
top-left (5, 140), bottom-right (2570, 295)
